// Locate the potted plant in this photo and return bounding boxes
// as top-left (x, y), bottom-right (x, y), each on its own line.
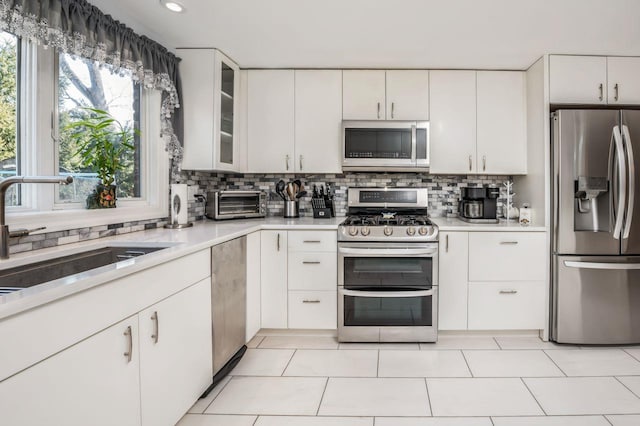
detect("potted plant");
top-left (65, 108), bottom-right (138, 209)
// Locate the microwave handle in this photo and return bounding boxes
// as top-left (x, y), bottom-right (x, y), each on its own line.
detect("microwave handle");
top-left (342, 289), bottom-right (434, 298)
top-left (411, 123), bottom-right (417, 163)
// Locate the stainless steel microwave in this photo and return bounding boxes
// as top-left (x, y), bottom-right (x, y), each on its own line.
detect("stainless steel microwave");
top-left (342, 121), bottom-right (429, 172)
top-left (206, 190), bottom-right (266, 220)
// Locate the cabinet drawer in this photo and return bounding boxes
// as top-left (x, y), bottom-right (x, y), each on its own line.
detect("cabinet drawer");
top-left (288, 252), bottom-right (337, 291)
top-left (288, 231), bottom-right (337, 252)
top-left (468, 232), bottom-right (546, 281)
top-left (288, 291), bottom-right (337, 329)
top-left (467, 282), bottom-right (545, 330)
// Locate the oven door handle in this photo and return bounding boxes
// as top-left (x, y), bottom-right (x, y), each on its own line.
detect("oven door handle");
top-left (341, 289), bottom-right (435, 298)
top-left (338, 247), bottom-right (438, 257)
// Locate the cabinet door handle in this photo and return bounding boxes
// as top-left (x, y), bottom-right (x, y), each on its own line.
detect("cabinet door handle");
top-left (500, 241), bottom-right (519, 245)
top-left (151, 311), bottom-right (159, 344)
top-left (377, 102), bottom-right (381, 119)
top-left (468, 155), bottom-right (473, 171)
top-left (615, 83), bottom-right (619, 101)
top-left (391, 102), bottom-right (395, 119)
top-left (303, 299), bottom-right (321, 303)
top-left (482, 155), bottom-right (486, 172)
top-left (599, 83), bottom-right (604, 101)
top-left (285, 155), bottom-right (290, 171)
top-left (499, 290), bottom-right (518, 295)
top-left (124, 326), bottom-right (133, 363)
top-left (303, 240), bottom-right (321, 243)
top-left (303, 261), bottom-right (321, 264)
top-left (299, 155), bottom-right (303, 170)
top-left (277, 233), bottom-right (280, 251)
top-left (445, 234), bottom-right (449, 252)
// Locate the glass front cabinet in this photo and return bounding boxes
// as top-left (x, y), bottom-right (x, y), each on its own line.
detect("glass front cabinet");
top-left (178, 48), bottom-right (241, 172)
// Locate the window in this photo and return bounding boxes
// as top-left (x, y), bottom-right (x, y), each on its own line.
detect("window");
top-left (0, 30), bottom-right (19, 206)
top-left (56, 53), bottom-right (141, 204)
top-left (4, 40), bottom-right (168, 232)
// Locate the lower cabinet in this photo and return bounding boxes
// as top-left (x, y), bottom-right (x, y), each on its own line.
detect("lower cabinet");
top-left (260, 230), bottom-right (288, 328)
top-left (260, 230), bottom-right (337, 329)
top-left (0, 253), bottom-right (213, 426)
top-left (0, 317), bottom-right (142, 426)
top-left (438, 230), bottom-right (547, 331)
top-left (139, 279), bottom-right (212, 426)
top-left (288, 291), bottom-right (337, 329)
top-left (468, 282), bottom-right (546, 330)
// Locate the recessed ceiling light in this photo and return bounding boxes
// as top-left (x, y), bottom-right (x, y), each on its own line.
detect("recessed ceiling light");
top-left (160, 0), bottom-right (185, 13)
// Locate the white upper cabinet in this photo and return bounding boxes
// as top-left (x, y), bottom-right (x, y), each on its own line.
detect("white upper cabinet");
top-left (429, 70), bottom-right (477, 174)
top-left (549, 55), bottom-right (607, 104)
top-left (294, 70), bottom-right (343, 173)
top-left (476, 71), bottom-right (527, 174)
top-left (342, 70), bottom-right (429, 120)
top-left (385, 70), bottom-right (430, 120)
top-left (607, 57), bottom-right (640, 105)
top-left (247, 70), bottom-right (295, 173)
top-left (342, 70), bottom-right (386, 120)
top-left (179, 49), bottom-right (241, 172)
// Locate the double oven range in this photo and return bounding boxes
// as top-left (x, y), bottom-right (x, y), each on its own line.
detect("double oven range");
top-left (338, 188), bottom-right (439, 342)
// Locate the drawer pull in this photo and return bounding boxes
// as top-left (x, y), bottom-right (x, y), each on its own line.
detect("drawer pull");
top-left (499, 290), bottom-right (518, 295)
top-left (302, 299), bottom-right (321, 303)
top-left (303, 240), bottom-right (322, 243)
top-left (499, 241), bottom-right (519, 245)
top-left (303, 261), bottom-right (321, 264)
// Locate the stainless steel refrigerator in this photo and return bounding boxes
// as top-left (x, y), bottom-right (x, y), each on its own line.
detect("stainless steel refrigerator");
top-left (551, 109), bottom-right (640, 344)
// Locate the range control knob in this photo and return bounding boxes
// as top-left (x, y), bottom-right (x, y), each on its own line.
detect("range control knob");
top-left (349, 226), bottom-right (359, 236)
top-left (384, 226), bottom-right (393, 236)
top-left (361, 226), bottom-right (371, 236)
top-left (418, 226), bottom-right (429, 236)
top-left (406, 227), bottom-right (416, 236)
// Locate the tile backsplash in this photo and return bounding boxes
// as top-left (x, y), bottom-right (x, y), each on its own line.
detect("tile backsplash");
top-left (179, 171), bottom-right (512, 219)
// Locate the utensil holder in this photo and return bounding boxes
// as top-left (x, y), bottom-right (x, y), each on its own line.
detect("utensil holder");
top-left (284, 200), bottom-right (299, 218)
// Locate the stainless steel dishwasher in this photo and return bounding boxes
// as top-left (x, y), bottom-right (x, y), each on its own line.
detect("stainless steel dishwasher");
top-left (203, 236), bottom-right (247, 395)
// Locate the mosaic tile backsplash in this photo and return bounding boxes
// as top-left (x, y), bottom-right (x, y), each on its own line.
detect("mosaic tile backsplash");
top-left (7, 171), bottom-right (511, 255)
top-left (180, 171), bottom-right (513, 219)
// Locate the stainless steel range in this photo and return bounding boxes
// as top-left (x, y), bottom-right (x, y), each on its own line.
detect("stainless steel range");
top-left (338, 188), bottom-right (439, 343)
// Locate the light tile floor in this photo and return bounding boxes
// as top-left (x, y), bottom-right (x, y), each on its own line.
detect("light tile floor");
top-left (179, 333), bottom-right (640, 426)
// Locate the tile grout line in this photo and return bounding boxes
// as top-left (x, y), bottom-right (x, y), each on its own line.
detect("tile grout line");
top-left (603, 415), bottom-right (615, 426)
top-left (541, 349), bottom-right (568, 377)
top-left (614, 375), bottom-right (640, 400)
top-left (460, 349), bottom-right (474, 378)
top-left (315, 377), bottom-right (330, 416)
top-left (424, 377), bottom-right (433, 416)
top-left (254, 335), bottom-right (266, 348)
top-left (281, 349), bottom-right (297, 376)
top-left (519, 377), bottom-right (547, 416)
top-left (493, 336), bottom-right (503, 350)
top-left (202, 376), bottom-right (235, 413)
top-left (623, 348), bottom-right (640, 363)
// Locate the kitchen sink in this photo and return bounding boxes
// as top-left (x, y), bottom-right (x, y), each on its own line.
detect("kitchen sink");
top-left (0, 246), bottom-right (168, 295)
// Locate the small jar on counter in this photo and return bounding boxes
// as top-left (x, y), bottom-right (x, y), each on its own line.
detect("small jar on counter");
top-left (519, 203), bottom-right (532, 226)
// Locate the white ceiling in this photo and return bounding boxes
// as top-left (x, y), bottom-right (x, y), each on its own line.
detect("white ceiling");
top-left (89, 0), bottom-right (640, 70)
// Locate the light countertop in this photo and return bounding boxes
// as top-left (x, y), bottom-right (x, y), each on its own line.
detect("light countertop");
top-left (0, 215), bottom-right (546, 319)
top-left (431, 217), bottom-right (546, 232)
top-left (0, 217), bottom-right (343, 319)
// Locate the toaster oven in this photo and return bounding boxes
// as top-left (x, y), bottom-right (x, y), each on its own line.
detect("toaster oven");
top-left (206, 191), bottom-right (267, 220)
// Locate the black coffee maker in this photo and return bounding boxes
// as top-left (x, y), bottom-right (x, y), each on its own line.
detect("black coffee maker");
top-left (459, 185), bottom-right (500, 223)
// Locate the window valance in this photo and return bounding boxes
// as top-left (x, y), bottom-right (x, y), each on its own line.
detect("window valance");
top-left (0, 0), bottom-right (183, 177)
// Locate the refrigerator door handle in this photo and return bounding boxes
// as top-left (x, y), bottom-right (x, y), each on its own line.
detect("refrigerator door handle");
top-left (564, 260), bottom-right (640, 270)
top-left (613, 125), bottom-right (627, 240)
top-left (622, 125), bottom-right (635, 240)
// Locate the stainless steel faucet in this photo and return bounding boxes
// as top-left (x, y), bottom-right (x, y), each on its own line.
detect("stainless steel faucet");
top-left (0, 176), bottom-right (74, 259)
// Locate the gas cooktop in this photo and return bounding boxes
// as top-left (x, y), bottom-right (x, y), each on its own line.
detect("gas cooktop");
top-left (338, 188), bottom-right (439, 242)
